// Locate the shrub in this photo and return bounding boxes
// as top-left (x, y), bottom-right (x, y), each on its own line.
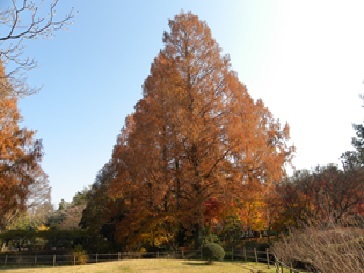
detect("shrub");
top-left (204, 234), bottom-right (220, 244)
top-left (272, 218), bottom-right (364, 273)
top-left (72, 245), bottom-right (88, 265)
top-left (202, 243), bottom-right (225, 264)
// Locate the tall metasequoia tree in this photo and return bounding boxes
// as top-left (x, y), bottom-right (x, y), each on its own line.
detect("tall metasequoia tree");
top-left (0, 0), bottom-right (71, 229)
top-left (107, 12), bottom-right (294, 249)
top-left (0, 63), bottom-right (45, 229)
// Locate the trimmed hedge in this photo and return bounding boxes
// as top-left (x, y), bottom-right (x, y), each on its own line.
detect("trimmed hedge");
top-left (202, 243), bottom-right (225, 264)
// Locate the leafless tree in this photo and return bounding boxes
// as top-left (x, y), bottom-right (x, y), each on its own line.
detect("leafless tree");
top-left (273, 217), bottom-right (364, 273)
top-left (0, 0), bottom-right (75, 97)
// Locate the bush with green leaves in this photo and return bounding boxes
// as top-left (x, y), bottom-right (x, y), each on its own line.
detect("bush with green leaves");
top-left (204, 233), bottom-right (220, 244)
top-left (202, 243), bottom-right (225, 264)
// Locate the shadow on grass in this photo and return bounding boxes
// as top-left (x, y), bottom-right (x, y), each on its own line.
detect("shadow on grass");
top-left (0, 265), bottom-right (54, 271)
top-left (182, 261), bottom-right (210, 266)
top-left (0, 264), bottom-right (92, 271)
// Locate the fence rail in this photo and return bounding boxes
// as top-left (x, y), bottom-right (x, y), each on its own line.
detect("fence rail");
top-left (274, 260), bottom-right (302, 273)
top-left (0, 249), bottom-right (307, 272)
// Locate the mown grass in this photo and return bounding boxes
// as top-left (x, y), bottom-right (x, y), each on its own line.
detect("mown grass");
top-left (0, 259), bottom-right (278, 273)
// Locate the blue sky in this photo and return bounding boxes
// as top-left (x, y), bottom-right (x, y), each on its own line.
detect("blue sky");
top-left (14, 0), bottom-right (364, 206)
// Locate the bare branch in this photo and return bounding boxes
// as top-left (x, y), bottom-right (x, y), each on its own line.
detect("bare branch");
top-left (0, 0), bottom-right (75, 97)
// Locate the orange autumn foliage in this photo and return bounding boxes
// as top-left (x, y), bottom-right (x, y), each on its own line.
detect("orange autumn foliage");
top-left (103, 12), bottom-right (294, 248)
top-left (0, 63), bottom-right (45, 229)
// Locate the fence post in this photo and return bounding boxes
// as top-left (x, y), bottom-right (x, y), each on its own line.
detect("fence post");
top-left (96, 253), bottom-right (98, 263)
top-left (4, 255), bottom-right (7, 267)
top-left (73, 255), bottom-right (76, 265)
top-left (35, 255), bottom-right (37, 266)
top-left (231, 246), bottom-right (234, 261)
top-left (290, 262), bottom-right (293, 273)
top-left (281, 262), bottom-right (284, 273)
top-left (243, 247), bottom-right (247, 262)
top-left (118, 252), bottom-right (121, 261)
top-left (53, 255), bottom-right (56, 266)
top-left (266, 248), bottom-right (270, 269)
top-left (254, 247), bottom-right (258, 264)
top-left (182, 249), bottom-right (184, 259)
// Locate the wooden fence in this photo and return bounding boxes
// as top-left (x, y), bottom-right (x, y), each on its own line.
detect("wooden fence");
top-left (0, 248), bottom-right (307, 272)
top-left (274, 260), bottom-right (303, 273)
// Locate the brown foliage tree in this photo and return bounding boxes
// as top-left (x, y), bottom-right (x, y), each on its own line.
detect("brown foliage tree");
top-left (275, 165), bottom-right (364, 229)
top-left (0, 63), bottom-right (45, 229)
top-left (105, 12), bottom-right (293, 249)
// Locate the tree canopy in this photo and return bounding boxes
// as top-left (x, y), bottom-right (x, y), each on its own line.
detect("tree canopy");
top-left (0, 63), bottom-right (47, 229)
top-left (82, 12), bottom-right (294, 250)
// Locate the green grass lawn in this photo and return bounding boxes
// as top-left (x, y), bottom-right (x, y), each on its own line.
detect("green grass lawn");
top-left (0, 259), bottom-right (279, 273)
